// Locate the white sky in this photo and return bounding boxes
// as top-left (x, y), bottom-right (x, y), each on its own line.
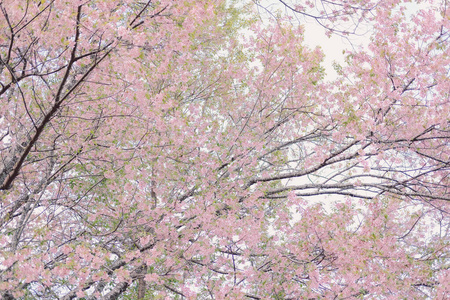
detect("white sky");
top-left (303, 23), bottom-right (348, 80)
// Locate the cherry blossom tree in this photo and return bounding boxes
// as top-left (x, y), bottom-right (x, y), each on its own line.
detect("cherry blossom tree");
top-left (0, 0), bottom-right (448, 299)
top-left (253, 0), bottom-right (379, 35)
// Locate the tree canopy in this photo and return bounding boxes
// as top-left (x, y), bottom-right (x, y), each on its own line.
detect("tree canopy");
top-left (0, 0), bottom-right (448, 299)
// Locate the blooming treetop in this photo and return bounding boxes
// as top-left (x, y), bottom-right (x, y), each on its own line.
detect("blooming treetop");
top-left (0, 0), bottom-right (448, 299)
